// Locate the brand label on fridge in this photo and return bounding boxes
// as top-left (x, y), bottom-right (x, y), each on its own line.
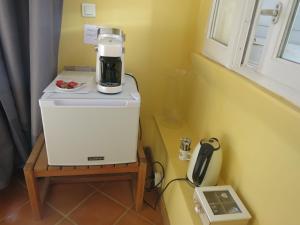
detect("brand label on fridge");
top-left (88, 156), bottom-right (105, 161)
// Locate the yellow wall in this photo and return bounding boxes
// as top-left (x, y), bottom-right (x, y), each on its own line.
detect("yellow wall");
top-left (58, 1), bottom-right (300, 225)
top-left (182, 0), bottom-right (300, 225)
top-left (58, 0), bottom-right (199, 147)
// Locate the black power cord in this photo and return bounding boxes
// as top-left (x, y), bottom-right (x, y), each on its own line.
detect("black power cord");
top-left (150, 161), bottom-right (165, 189)
top-left (125, 73), bottom-right (196, 210)
top-left (125, 72), bottom-right (142, 141)
top-left (125, 72), bottom-right (139, 91)
top-left (145, 161), bottom-right (165, 192)
top-left (145, 177), bottom-right (195, 210)
top-left (154, 178), bottom-right (187, 208)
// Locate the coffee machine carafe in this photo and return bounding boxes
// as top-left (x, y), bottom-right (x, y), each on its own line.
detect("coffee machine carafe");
top-left (96, 28), bottom-right (125, 94)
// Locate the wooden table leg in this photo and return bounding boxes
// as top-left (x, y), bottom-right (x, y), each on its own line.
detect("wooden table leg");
top-left (23, 134), bottom-right (44, 219)
top-left (40, 177), bottom-right (50, 204)
top-left (24, 170), bottom-right (42, 219)
top-left (135, 157), bottom-right (147, 211)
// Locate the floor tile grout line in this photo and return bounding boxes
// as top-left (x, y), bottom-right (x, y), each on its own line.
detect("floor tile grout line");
top-left (113, 206), bottom-right (156, 225)
top-left (46, 202), bottom-right (68, 217)
top-left (88, 182), bottom-right (134, 209)
top-left (53, 216), bottom-right (67, 225)
top-left (1, 184), bottom-right (160, 225)
top-left (125, 203), bottom-right (159, 225)
top-left (99, 190), bottom-right (132, 210)
top-left (133, 207), bottom-right (156, 225)
top-left (18, 200), bottom-right (30, 209)
top-left (89, 183), bottom-right (133, 210)
top-left (134, 211), bottom-right (157, 225)
top-left (45, 184), bottom-right (96, 214)
top-left (112, 207), bottom-right (131, 225)
top-left (53, 216), bottom-right (78, 225)
top-left (89, 183), bottom-right (159, 225)
top-left (87, 183), bottom-right (100, 191)
top-left (46, 202), bottom-right (75, 225)
top-left (64, 191), bottom-right (96, 217)
top-left (47, 190), bottom-right (96, 225)
top-left (0, 200), bottom-right (30, 223)
top-left (98, 190), bottom-right (157, 225)
top-left (63, 216), bottom-right (78, 225)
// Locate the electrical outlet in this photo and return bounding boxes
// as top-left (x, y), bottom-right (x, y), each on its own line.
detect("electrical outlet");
top-left (82, 3), bottom-right (96, 17)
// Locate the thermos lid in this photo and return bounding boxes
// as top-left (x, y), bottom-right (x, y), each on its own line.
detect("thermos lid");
top-left (200, 137), bottom-right (220, 151)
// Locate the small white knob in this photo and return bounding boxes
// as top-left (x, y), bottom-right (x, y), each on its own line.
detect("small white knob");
top-left (194, 204), bottom-right (201, 213)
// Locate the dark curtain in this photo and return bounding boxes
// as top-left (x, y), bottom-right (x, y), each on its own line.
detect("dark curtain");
top-left (0, 0), bottom-right (63, 189)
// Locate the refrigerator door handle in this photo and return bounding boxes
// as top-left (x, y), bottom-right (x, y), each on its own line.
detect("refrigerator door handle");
top-left (40, 99), bottom-right (130, 108)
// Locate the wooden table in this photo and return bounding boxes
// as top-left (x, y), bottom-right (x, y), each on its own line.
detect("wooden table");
top-left (23, 134), bottom-right (147, 219)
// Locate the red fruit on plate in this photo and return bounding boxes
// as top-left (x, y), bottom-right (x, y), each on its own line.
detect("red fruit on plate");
top-left (56, 80), bottom-right (65, 87)
top-left (67, 81), bottom-right (78, 88)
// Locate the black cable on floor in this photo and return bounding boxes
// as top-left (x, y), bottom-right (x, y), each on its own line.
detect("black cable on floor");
top-left (145, 177), bottom-right (195, 210)
top-left (145, 161), bottom-right (165, 192)
top-left (151, 161), bottom-right (165, 189)
top-left (125, 75), bottom-right (194, 210)
top-left (154, 178), bottom-right (188, 208)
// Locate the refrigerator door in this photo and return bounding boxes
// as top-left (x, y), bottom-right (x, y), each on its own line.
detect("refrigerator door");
top-left (40, 98), bottom-right (139, 165)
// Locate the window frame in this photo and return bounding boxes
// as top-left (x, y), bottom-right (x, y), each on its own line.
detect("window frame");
top-left (203, 0), bottom-right (247, 68)
top-left (259, 0), bottom-right (300, 91)
top-left (204, 0), bottom-right (300, 107)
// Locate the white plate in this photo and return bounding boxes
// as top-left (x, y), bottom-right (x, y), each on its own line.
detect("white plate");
top-left (55, 83), bottom-right (86, 92)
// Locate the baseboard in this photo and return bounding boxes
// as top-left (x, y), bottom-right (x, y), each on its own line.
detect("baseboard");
top-left (160, 198), bottom-right (170, 225)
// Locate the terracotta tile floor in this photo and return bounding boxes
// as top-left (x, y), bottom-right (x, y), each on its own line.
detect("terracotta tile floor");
top-left (0, 176), bottom-right (163, 225)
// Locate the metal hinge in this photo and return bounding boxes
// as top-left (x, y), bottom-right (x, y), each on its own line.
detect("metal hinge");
top-left (260, 2), bottom-right (283, 24)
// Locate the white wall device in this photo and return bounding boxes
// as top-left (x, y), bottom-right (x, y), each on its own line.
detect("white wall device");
top-left (82, 3), bottom-right (96, 17)
top-left (193, 185), bottom-right (251, 225)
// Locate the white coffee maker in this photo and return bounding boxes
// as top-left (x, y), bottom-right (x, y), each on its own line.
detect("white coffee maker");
top-left (96, 27), bottom-right (125, 94)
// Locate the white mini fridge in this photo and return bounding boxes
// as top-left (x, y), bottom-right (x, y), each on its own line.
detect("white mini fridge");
top-left (39, 71), bottom-right (140, 166)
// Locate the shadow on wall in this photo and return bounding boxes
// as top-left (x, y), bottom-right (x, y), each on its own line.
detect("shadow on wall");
top-left (147, 117), bottom-right (168, 171)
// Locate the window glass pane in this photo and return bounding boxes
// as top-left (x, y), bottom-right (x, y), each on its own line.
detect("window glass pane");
top-left (210, 0), bottom-right (239, 46)
top-left (280, 1), bottom-right (300, 64)
top-left (247, 0), bottom-right (277, 66)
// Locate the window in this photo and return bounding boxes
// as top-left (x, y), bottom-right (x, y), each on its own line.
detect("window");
top-left (210, 0), bottom-right (239, 46)
top-left (204, 0), bottom-right (300, 107)
top-left (280, 2), bottom-right (300, 63)
top-left (203, 0), bottom-right (244, 67)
